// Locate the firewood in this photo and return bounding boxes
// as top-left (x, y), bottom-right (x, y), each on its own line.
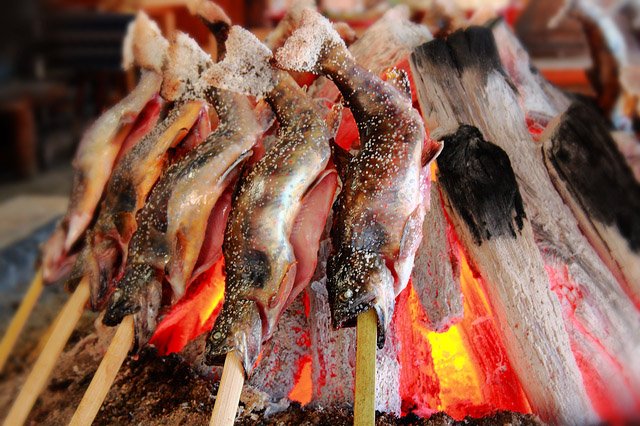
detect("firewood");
top-left (0, 269), bottom-right (43, 373)
top-left (411, 185), bottom-right (462, 331)
top-left (354, 309), bottom-right (377, 426)
top-left (3, 278), bottom-right (90, 426)
top-left (541, 102), bottom-right (640, 306)
top-left (210, 351), bottom-right (245, 426)
top-left (410, 26), bottom-right (640, 418)
top-left (68, 315), bottom-right (134, 426)
top-left (488, 19), bottom-right (571, 126)
top-left (435, 124), bottom-right (595, 425)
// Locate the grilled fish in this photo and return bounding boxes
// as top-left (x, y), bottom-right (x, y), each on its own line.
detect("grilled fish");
top-left (276, 9), bottom-right (440, 343)
top-left (204, 27), bottom-right (338, 374)
top-left (41, 12), bottom-right (168, 284)
top-left (103, 87), bottom-right (264, 346)
top-left (67, 33), bottom-right (213, 310)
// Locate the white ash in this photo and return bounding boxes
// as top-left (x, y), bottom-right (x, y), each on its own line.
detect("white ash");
top-left (122, 11), bottom-right (168, 73)
top-left (249, 297), bottom-right (310, 403)
top-left (161, 32), bottom-right (213, 102)
top-left (275, 9), bottom-right (350, 73)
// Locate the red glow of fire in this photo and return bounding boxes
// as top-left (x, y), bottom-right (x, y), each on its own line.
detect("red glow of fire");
top-left (545, 263), bottom-right (640, 420)
top-left (150, 257), bottom-right (225, 355)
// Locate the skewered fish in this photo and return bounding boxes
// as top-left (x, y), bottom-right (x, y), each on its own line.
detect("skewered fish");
top-left (204, 27), bottom-right (339, 374)
top-left (276, 9), bottom-right (440, 343)
top-left (67, 33), bottom-right (214, 310)
top-left (41, 12), bottom-right (168, 284)
top-left (104, 35), bottom-right (266, 347)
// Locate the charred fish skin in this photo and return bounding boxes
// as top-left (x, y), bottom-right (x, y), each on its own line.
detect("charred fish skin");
top-left (206, 65), bottom-right (332, 373)
top-left (276, 10), bottom-right (429, 343)
top-left (103, 88), bottom-right (260, 343)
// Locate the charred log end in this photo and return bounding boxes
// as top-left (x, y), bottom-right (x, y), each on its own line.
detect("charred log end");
top-left (411, 26), bottom-right (510, 90)
top-left (436, 125), bottom-right (526, 246)
top-left (544, 102), bottom-right (640, 252)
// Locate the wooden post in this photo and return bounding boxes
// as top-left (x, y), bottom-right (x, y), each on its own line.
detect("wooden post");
top-left (354, 309), bottom-right (377, 426)
top-left (68, 316), bottom-right (134, 426)
top-left (0, 269), bottom-right (44, 373)
top-left (2, 278), bottom-right (89, 426)
top-left (210, 351), bottom-right (245, 426)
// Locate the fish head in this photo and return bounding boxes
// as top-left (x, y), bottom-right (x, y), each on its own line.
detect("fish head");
top-left (103, 263), bottom-right (163, 350)
top-left (205, 298), bottom-right (262, 376)
top-left (327, 246), bottom-right (394, 346)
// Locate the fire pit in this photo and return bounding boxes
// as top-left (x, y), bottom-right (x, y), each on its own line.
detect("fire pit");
top-left (1, 1), bottom-right (639, 425)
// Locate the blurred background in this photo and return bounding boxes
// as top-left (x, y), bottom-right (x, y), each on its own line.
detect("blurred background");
top-left (0, 0), bottom-right (637, 214)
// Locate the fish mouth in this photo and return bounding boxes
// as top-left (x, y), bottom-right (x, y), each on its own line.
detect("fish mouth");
top-left (326, 247), bottom-right (395, 347)
top-left (205, 298), bottom-right (262, 377)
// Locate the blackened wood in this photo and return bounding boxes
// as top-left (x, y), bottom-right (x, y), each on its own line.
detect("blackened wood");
top-left (411, 26), bottom-right (640, 418)
top-left (438, 125), bottom-right (525, 245)
top-left (542, 102), bottom-right (640, 304)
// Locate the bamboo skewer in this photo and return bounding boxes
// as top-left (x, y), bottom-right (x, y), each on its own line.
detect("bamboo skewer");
top-left (69, 315), bottom-right (134, 426)
top-left (0, 269), bottom-right (44, 373)
top-left (3, 278), bottom-right (90, 426)
top-left (354, 309), bottom-right (377, 426)
top-left (210, 351), bottom-right (245, 426)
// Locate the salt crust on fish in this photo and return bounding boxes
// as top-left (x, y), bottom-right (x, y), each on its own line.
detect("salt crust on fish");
top-left (122, 11), bottom-right (168, 72)
top-left (204, 26), bottom-right (278, 98)
top-left (274, 9), bottom-right (351, 73)
top-left (161, 32), bottom-right (213, 101)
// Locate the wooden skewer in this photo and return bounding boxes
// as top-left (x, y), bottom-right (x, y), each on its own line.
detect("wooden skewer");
top-left (69, 315), bottom-right (134, 426)
top-left (3, 278), bottom-right (90, 426)
top-left (354, 309), bottom-right (377, 426)
top-left (210, 351), bottom-right (245, 426)
top-left (0, 269), bottom-right (44, 373)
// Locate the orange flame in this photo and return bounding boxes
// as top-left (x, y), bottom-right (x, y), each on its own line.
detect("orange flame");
top-left (150, 257), bottom-right (225, 355)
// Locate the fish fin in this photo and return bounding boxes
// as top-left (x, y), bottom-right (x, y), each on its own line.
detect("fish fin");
top-left (325, 101), bottom-right (344, 140)
top-left (332, 142), bottom-right (352, 184)
top-left (383, 67), bottom-right (412, 100)
top-left (422, 138), bottom-right (444, 168)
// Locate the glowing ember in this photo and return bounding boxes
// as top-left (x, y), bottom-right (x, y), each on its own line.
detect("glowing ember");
top-left (150, 257), bottom-right (225, 355)
top-left (289, 355), bottom-right (313, 405)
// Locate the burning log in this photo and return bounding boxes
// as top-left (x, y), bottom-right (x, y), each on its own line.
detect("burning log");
top-left (488, 19), bottom-right (571, 129)
top-left (410, 26), bottom-right (640, 419)
top-left (435, 124), bottom-right (595, 425)
top-left (541, 102), bottom-right (640, 306)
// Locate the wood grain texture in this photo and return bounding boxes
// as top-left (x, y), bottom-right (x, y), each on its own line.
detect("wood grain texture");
top-left (68, 315), bottom-right (134, 426)
top-left (2, 278), bottom-right (89, 426)
top-left (0, 270), bottom-right (43, 373)
top-left (354, 309), bottom-right (377, 426)
top-left (210, 351), bottom-right (244, 426)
